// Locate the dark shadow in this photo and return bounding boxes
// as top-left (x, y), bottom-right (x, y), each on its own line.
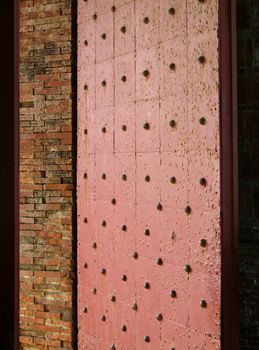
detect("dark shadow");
top-left (0, 0), bottom-right (19, 348)
top-left (237, 0), bottom-right (259, 349)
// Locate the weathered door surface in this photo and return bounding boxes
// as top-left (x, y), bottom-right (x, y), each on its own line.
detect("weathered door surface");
top-left (77, 1), bottom-right (221, 349)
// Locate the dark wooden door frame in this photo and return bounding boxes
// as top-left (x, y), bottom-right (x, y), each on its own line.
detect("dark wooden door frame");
top-left (0, 0), bottom-right (240, 348)
top-left (219, 0), bottom-right (239, 349)
top-left (0, 0), bottom-right (19, 348)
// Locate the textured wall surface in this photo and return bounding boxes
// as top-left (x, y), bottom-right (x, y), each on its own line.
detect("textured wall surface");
top-left (20, 0), bottom-right (76, 348)
top-left (237, 0), bottom-right (259, 349)
top-left (77, 0), bottom-right (221, 349)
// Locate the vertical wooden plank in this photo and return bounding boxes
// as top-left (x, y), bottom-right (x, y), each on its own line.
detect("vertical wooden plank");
top-left (219, 0), bottom-right (239, 349)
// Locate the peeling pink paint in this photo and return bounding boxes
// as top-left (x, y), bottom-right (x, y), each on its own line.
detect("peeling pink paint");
top-left (78, 0), bottom-right (221, 349)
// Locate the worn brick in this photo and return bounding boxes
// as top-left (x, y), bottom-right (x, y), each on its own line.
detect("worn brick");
top-left (19, 0), bottom-right (75, 349)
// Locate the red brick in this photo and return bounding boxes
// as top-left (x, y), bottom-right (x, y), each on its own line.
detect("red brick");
top-left (19, 0), bottom-right (74, 349)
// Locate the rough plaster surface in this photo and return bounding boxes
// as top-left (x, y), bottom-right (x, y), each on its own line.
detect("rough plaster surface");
top-left (77, 0), bottom-right (221, 348)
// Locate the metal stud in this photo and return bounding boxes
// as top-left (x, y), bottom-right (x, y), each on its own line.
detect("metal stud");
top-left (144, 228), bottom-right (150, 236)
top-left (101, 33), bottom-right (107, 40)
top-left (122, 274), bottom-right (127, 281)
top-left (171, 231), bottom-right (176, 241)
top-left (83, 262), bottom-right (88, 269)
top-left (142, 69), bottom-right (150, 77)
top-left (156, 313), bottom-right (163, 321)
top-left (144, 282), bottom-right (150, 289)
top-left (133, 251), bottom-right (138, 259)
top-left (93, 13), bottom-right (97, 20)
top-left (111, 295), bottom-right (116, 302)
top-left (122, 174), bottom-right (127, 181)
top-left (143, 17), bottom-right (149, 24)
top-left (169, 119), bottom-right (176, 128)
top-left (102, 220), bottom-right (106, 227)
top-left (84, 129), bottom-right (88, 135)
top-left (143, 122), bottom-right (150, 130)
top-left (84, 40), bottom-right (88, 46)
top-left (199, 117), bottom-right (206, 125)
top-left (199, 238), bottom-right (207, 247)
top-left (170, 290), bottom-right (177, 298)
top-left (170, 176), bottom-right (176, 184)
top-left (168, 7), bottom-right (175, 15)
top-left (110, 344), bottom-right (116, 350)
top-left (111, 198), bottom-right (116, 205)
top-left (145, 175), bottom-right (150, 182)
top-left (185, 205), bottom-right (191, 214)
top-left (120, 26), bottom-right (126, 33)
top-left (92, 287), bottom-right (97, 294)
top-left (198, 0), bottom-right (205, 3)
top-left (101, 80), bottom-right (106, 87)
top-left (102, 173), bottom-right (106, 180)
top-left (84, 84), bottom-right (88, 91)
top-left (156, 257), bottom-right (163, 266)
top-left (101, 126), bottom-right (106, 133)
top-left (84, 217), bottom-right (88, 223)
top-left (157, 203), bottom-right (163, 211)
top-left (83, 307), bottom-right (88, 313)
top-left (101, 268), bottom-right (106, 275)
top-left (132, 303), bottom-right (138, 311)
top-left (111, 5), bottom-right (116, 12)
top-left (144, 336), bottom-right (150, 343)
top-left (121, 325), bottom-right (127, 332)
top-left (169, 63), bottom-right (176, 71)
top-left (121, 224), bottom-right (127, 232)
top-left (92, 242), bottom-right (97, 249)
top-left (83, 173), bottom-right (87, 179)
top-left (198, 55), bottom-right (206, 64)
top-left (101, 315), bottom-right (106, 322)
top-left (199, 177), bottom-right (207, 186)
top-left (184, 264), bottom-right (191, 273)
top-left (121, 75), bottom-right (127, 82)
top-left (122, 124), bottom-right (127, 131)
top-left (200, 300), bottom-right (207, 308)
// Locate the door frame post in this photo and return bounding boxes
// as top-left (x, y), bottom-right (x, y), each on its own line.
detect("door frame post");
top-left (219, 0), bottom-right (239, 349)
top-left (0, 0), bottom-right (19, 348)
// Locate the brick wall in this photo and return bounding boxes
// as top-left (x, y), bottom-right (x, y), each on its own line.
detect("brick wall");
top-left (19, 0), bottom-right (76, 348)
top-left (237, 0), bottom-right (259, 349)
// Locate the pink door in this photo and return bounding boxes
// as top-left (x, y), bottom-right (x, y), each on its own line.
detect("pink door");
top-left (77, 1), bottom-right (221, 349)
